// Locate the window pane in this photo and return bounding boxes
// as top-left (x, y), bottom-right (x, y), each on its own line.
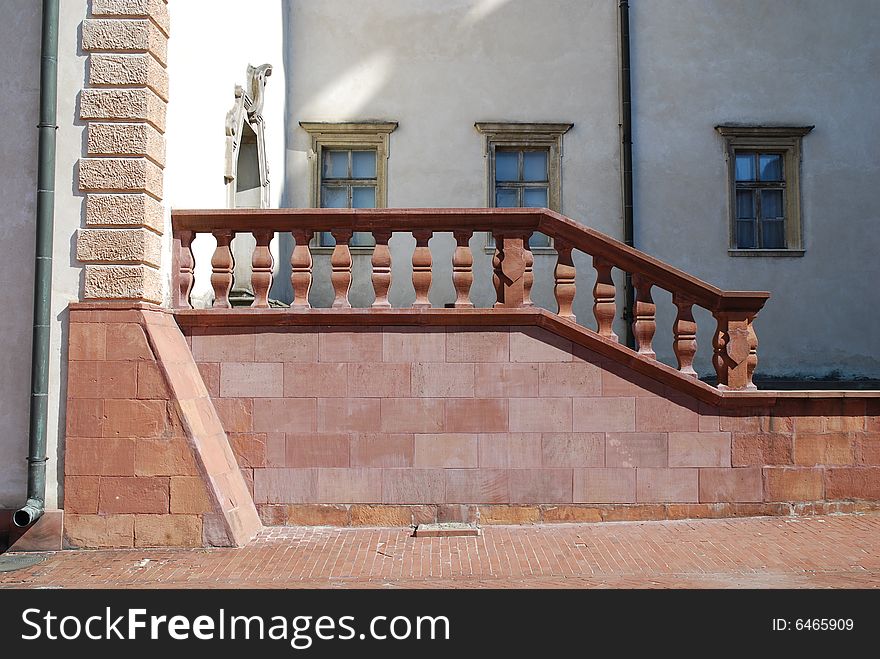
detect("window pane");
top-left (761, 189), bottom-right (784, 219)
top-left (735, 153), bottom-right (756, 181)
top-left (529, 232), bottom-right (552, 248)
top-left (736, 219), bottom-right (756, 249)
top-left (495, 151), bottom-right (519, 182)
top-left (320, 232), bottom-right (335, 247)
top-left (322, 150), bottom-right (349, 179)
top-left (321, 185), bottom-right (348, 208)
top-left (523, 150), bottom-right (548, 182)
top-left (351, 232), bottom-right (376, 247)
top-left (735, 190), bottom-right (755, 219)
top-left (762, 219), bottom-right (786, 249)
top-left (352, 186), bottom-right (376, 208)
top-left (759, 153), bottom-right (783, 181)
top-left (351, 150), bottom-right (376, 179)
top-left (495, 188), bottom-right (518, 207)
top-left (523, 187), bottom-right (548, 208)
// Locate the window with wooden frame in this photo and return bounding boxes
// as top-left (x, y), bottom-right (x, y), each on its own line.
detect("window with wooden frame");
top-left (716, 125), bottom-right (813, 256)
top-left (475, 122), bottom-right (573, 251)
top-left (300, 121), bottom-right (398, 249)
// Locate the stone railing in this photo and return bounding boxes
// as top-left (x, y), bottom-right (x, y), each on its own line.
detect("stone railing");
top-left (171, 208), bottom-right (769, 390)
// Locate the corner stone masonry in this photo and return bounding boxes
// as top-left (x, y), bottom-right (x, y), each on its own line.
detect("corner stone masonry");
top-left (76, 0), bottom-right (170, 303)
top-left (63, 303), bottom-right (261, 548)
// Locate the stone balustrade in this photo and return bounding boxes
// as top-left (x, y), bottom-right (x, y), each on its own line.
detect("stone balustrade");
top-left (171, 208), bottom-right (769, 391)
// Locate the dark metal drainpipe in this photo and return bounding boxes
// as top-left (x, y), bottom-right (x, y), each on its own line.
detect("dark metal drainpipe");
top-left (15, 0), bottom-right (60, 528)
top-left (618, 0), bottom-right (636, 349)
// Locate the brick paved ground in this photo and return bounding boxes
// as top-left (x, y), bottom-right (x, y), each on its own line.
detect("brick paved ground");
top-left (2, 514), bottom-right (880, 589)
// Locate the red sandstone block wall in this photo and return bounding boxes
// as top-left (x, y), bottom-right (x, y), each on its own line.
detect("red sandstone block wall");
top-left (65, 312), bottom-right (210, 547)
top-left (182, 323), bottom-right (880, 525)
top-left (62, 307), bottom-right (880, 543)
top-left (63, 306), bottom-right (260, 548)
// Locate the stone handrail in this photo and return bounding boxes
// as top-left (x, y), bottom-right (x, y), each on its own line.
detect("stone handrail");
top-left (171, 208), bottom-right (769, 390)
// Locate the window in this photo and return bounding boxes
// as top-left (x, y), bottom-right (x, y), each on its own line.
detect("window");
top-left (716, 125), bottom-right (813, 255)
top-left (475, 122), bottom-right (573, 250)
top-left (733, 151), bottom-right (785, 249)
top-left (319, 148), bottom-right (378, 246)
top-left (495, 148), bottom-right (550, 209)
top-left (300, 121), bottom-right (398, 249)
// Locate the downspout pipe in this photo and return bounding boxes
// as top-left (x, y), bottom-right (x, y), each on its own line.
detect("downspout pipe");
top-left (14, 0), bottom-right (60, 528)
top-left (618, 0), bottom-right (636, 349)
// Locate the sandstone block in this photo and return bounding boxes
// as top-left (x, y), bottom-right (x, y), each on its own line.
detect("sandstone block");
top-left (82, 18), bottom-right (168, 65)
top-left (64, 514), bottom-right (134, 548)
top-left (91, 0), bottom-right (171, 36)
top-left (85, 194), bottom-right (164, 232)
top-left (88, 53), bottom-right (168, 100)
top-left (77, 228), bottom-right (162, 267)
top-left (87, 122), bottom-right (166, 164)
top-left (134, 515), bottom-right (202, 547)
top-left (79, 157), bottom-right (163, 197)
top-left (84, 264), bottom-right (162, 302)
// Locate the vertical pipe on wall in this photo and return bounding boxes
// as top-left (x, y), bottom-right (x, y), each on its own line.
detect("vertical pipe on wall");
top-left (618, 0), bottom-right (636, 349)
top-left (14, 0), bottom-right (59, 528)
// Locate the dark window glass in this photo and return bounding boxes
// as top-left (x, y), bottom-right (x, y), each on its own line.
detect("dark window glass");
top-left (733, 150), bottom-right (786, 249)
top-left (320, 149), bottom-right (376, 247)
top-left (494, 148), bottom-right (552, 248)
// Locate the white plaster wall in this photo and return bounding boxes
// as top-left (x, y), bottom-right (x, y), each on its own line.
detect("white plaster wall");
top-left (631, 0), bottom-right (880, 379)
top-left (0, 1), bottom-right (42, 508)
top-left (283, 0), bottom-right (622, 311)
top-left (45, 1), bottom-right (92, 510)
top-left (165, 0), bottom-right (286, 307)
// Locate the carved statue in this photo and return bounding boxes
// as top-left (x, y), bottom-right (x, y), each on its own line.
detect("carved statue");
top-left (246, 63), bottom-right (273, 120)
top-left (224, 64), bottom-right (272, 197)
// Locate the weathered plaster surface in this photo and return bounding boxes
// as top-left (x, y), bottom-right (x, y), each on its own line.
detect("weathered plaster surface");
top-left (631, 0), bottom-right (880, 378)
top-left (0, 1), bottom-right (42, 508)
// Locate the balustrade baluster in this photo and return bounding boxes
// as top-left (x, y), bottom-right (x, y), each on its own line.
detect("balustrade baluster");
top-left (673, 293), bottom-right (698, 377)
top-left (174, 230), bottom-right (194, 309)
top-left (553, 240), bottom-right (577, 320)
top-left (251, 230), bottom-right (274, 308)
top-left (632, 273), bottom-right (656, 359)
top-left (210, 229), bottom-right (234, 308)
top-left (592, 255), bottom-right (617, 339)
top-left (290, 229), bottom-right (312, 309)
top-left (371, 230), bottom-right (392, 308)
top-left (747, 319), bottom-right (758, 388)
top-left (412, 230), bottom-right (433, 308)
top-left (713, 310), bottom-right (757, 390)
top-left (330, 229), bottom-right (353, 309)
top-left (712, 318), bottom-right (727, 386)
top-left (452, 230), bottom-right (474, 308)
top-left (522, 234), bottom-right (534, 307)
top-left (492, 233), bottom-right (504, 305)
top-left (492, 232), bottom-right (528, 308)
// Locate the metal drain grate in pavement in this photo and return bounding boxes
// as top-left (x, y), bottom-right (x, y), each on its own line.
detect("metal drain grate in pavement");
top-left (0, 554), bottom-right (48, 572)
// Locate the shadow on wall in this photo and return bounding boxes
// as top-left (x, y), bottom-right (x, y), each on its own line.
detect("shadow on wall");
top-left (0, 3), bottom-right (42, 509)
top-left (268, 0), bottom-right (606, 319)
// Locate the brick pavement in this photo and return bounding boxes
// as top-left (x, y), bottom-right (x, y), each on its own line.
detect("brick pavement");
top-left (2, 513), bottom-right (880, 589)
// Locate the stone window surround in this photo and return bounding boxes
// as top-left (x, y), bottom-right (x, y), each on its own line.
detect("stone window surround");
top-left (300, 121), bottom-right (398, 253)
top-left (716, 125), bottom-right (813, 257)
top-left (475, 121), bottom-right (573, 253)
